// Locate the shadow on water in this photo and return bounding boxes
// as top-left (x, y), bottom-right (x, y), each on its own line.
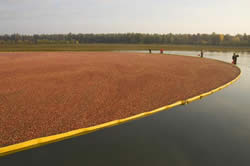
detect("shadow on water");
top-left (1, 51), bottom-right (250, 166)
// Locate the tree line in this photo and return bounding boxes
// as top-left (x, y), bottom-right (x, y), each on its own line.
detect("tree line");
top-left (0, 33), bottom-right (250, 46)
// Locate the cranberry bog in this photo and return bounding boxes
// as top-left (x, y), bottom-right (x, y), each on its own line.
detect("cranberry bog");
top-left (0, 52), bottom-right (240, 147)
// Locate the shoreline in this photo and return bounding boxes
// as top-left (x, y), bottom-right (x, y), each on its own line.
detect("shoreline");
top-left (1, 44), bottom-right (250, 52)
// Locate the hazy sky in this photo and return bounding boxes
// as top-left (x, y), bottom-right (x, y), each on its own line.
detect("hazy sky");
top-left (0, 0), bottom-right (250, 35)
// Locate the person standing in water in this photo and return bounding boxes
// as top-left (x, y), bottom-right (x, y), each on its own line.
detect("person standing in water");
top-left (200, 50), bottom-right (204, 58)
top-left (160, 49), bottom-right (164, 54)
top-left (232, 53), bottom-right (239, 64)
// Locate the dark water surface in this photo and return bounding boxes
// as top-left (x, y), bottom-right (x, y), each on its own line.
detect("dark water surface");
top-left (1, 51), bottom-right (250, 166)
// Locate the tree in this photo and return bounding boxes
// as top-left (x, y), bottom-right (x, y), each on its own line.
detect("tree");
top-left (0, 33), bottom-right (249, 46)
top-left (219, 34), bottom-right (224, 43)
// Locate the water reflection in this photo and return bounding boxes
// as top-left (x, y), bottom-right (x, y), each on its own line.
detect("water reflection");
top-left (1, 51), bottom-right (250, 166)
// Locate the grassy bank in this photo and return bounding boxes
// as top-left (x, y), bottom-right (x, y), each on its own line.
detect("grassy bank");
top-left (0, 44), bottom-right (250, 52)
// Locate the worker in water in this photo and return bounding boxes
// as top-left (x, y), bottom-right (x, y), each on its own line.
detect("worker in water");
top-left (232, 53), bottom-right (239, 64)
top-left (200, 50), bottom-right (204, 58)
top-left (160, 49), bottom-right (164, 54)
top-left (149, 48), bottom-right (152, 54)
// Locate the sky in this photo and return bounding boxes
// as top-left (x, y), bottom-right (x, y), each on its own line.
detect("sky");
top-left (0, 0), bottom-right (250, 35)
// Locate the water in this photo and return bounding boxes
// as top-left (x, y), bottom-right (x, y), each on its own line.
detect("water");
top-left (1, 51), bottom-right (250, 166)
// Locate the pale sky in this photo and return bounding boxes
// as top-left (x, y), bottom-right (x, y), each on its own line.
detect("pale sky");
top-left (0, 0), bottom-right (250, 35)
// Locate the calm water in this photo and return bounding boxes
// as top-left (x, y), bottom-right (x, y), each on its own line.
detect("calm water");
top-left (1, 51), bottom-right (250, 166)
